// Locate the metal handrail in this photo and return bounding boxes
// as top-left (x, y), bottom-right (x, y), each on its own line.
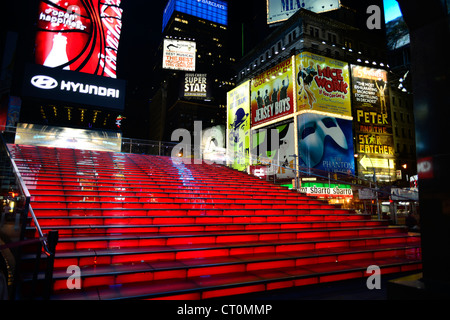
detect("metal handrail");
top-left (0, 133), bottom-right (50, 253)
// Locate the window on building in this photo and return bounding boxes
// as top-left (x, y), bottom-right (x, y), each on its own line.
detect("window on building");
top-left (328, 33), bottom-right (337, 44)
top-left (310, 26), bottom-right (319, 37)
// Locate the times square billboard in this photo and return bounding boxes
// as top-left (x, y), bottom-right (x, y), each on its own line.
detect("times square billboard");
top-left (267, 0), bottom-right (340, 24)
top-left (25, 0), bottom-right (125, 110)
top-left (163, 0), bottom-right (228, 31)
top-left (35, 0), bottom-right (123, 78)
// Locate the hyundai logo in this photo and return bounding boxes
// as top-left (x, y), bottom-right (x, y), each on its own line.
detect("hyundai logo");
top-left (31, 75), bottom-right (58, 90)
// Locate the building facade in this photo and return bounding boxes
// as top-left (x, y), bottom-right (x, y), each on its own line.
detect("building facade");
top-left (148, 0), bottom-right (237, 142)
top-left (227, 2), bottom-right (413, 186)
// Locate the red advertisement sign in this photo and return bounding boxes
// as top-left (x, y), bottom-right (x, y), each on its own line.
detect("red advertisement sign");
top-left (35, 0), bottom-right (123, 78)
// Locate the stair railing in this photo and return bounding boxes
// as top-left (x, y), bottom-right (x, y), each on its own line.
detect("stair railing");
top-left (0, 132), bottom-right (58, 300)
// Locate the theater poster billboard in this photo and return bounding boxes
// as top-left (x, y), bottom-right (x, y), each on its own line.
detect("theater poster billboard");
top-left (227, 81), bottom-right (250, 171)
top-left (351, 65), bottom-right (396, 182)
top-left (251, 57), bottom-right (295, 127)
top-left (251, 122), bottom-right (296, 179)
top-left (296, 52), bottom-right (351, 117)
top-left (35, 0), bottom-right (123, 78)
top-left (297, 113), bottom-right (355, 175)
top-left (163, 39), bottom-right (196, 72)
top-left (182, 73), bottom-right (211, 99)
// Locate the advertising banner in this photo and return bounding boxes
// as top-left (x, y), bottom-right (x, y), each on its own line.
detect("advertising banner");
top-left (251, 122), bottom-right (295, 179)
top-left (35, 0), bottom-right (123, 78)
top-left (267, 0), bottom-right (340, 25)
top-left (182, 73), bottom-right (211, 99)
top-left (299, 182), bottom-right (353, 198)
top-left (296, 51), bottom-right (351, 117)
top-left (297, 113), bottom-right (355, 175)
top-left (227, 81), bottom-right (250, 171)
top-left (202, 125), bottom-right (226, 163)
top-left (163, 39), bottom-right (196, 72)
top-left (22, 63), bottom-right (126, 110)
top-left (14, 123), bottom-right (122, 152)
top-left (351, 65), bottom-right (395, 182)
top-left (251, 57), bottom-right (295, 127)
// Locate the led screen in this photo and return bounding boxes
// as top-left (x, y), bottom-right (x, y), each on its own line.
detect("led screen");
top-left (15, 123), bottom-right (122, 152)
top-left (163, 0), bottom-right (228, 31)
top-left (182, 73), bottom-right (211, 99)
top-left (35, 0), bottom-right (123, 78)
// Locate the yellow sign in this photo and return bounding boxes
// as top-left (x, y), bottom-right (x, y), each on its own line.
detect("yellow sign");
top-left (359, 155), bottom-right (395, 170)
top-left (296, 52), bottom-right (351, 117)
top-left (227, 81), bottom-right (251, 171)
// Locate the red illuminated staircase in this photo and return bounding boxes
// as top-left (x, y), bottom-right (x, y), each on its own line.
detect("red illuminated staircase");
top-left (9, 144), bottom-right (422, 300)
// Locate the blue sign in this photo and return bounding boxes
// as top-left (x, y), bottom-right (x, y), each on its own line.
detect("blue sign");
top-left (163, 0), bottom-right (228, 31)
top-left (297, 113), bottom-right (355, 175)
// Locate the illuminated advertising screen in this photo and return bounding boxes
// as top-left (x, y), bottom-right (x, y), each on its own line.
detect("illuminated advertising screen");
top-left (296, 52), bottom-right (351, 117)
top-left (182, 73), bottom-right (211, 99)
top-left (163, 0), bottom-right (228, 31)
top-left (35, 0), bottom-right (123, 78)
top-left (299, 182), bottom-right (353, 198)
top-left (202, 125), bottom-right (226, 163)
top-left (251, 57), bottom-right (295, 127)
top-left (163, 39), bottom-right (196, 71)
top-left (22, 63), bottom-right (126, 110)
top-left (14, 123), bottom-right (122, 152)
top-left (267, 0), bottom-right (340, 24)
top-left (227, 81), bottom-right (250, 171)
top-left (351, 65), bottom-right (396, 182)
top-left (251, 122), bottom-right (296, 179)
top-left (297, 113), bottom-right (355, 175)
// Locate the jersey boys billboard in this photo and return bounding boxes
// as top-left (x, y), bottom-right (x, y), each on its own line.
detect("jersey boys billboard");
top-left (251, 57), bottom-right (295, 127)
top-left (35, 0), bottom-right (123, 78)
top-left (22, 63), bottom-right (126, 110)
top-left (163, 0), bottom-right (228, 31)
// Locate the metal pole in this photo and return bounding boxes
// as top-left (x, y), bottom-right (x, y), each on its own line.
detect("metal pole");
top-left (374, 167), bottom-right (381, 220)
top-left (290, 155), bottom-right (299, 190)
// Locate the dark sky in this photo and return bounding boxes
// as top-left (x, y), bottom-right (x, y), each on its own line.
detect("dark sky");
top-left (115, 0), bottom-right (265, 100)
top-left (117, 1), bottom-right (166, 84)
